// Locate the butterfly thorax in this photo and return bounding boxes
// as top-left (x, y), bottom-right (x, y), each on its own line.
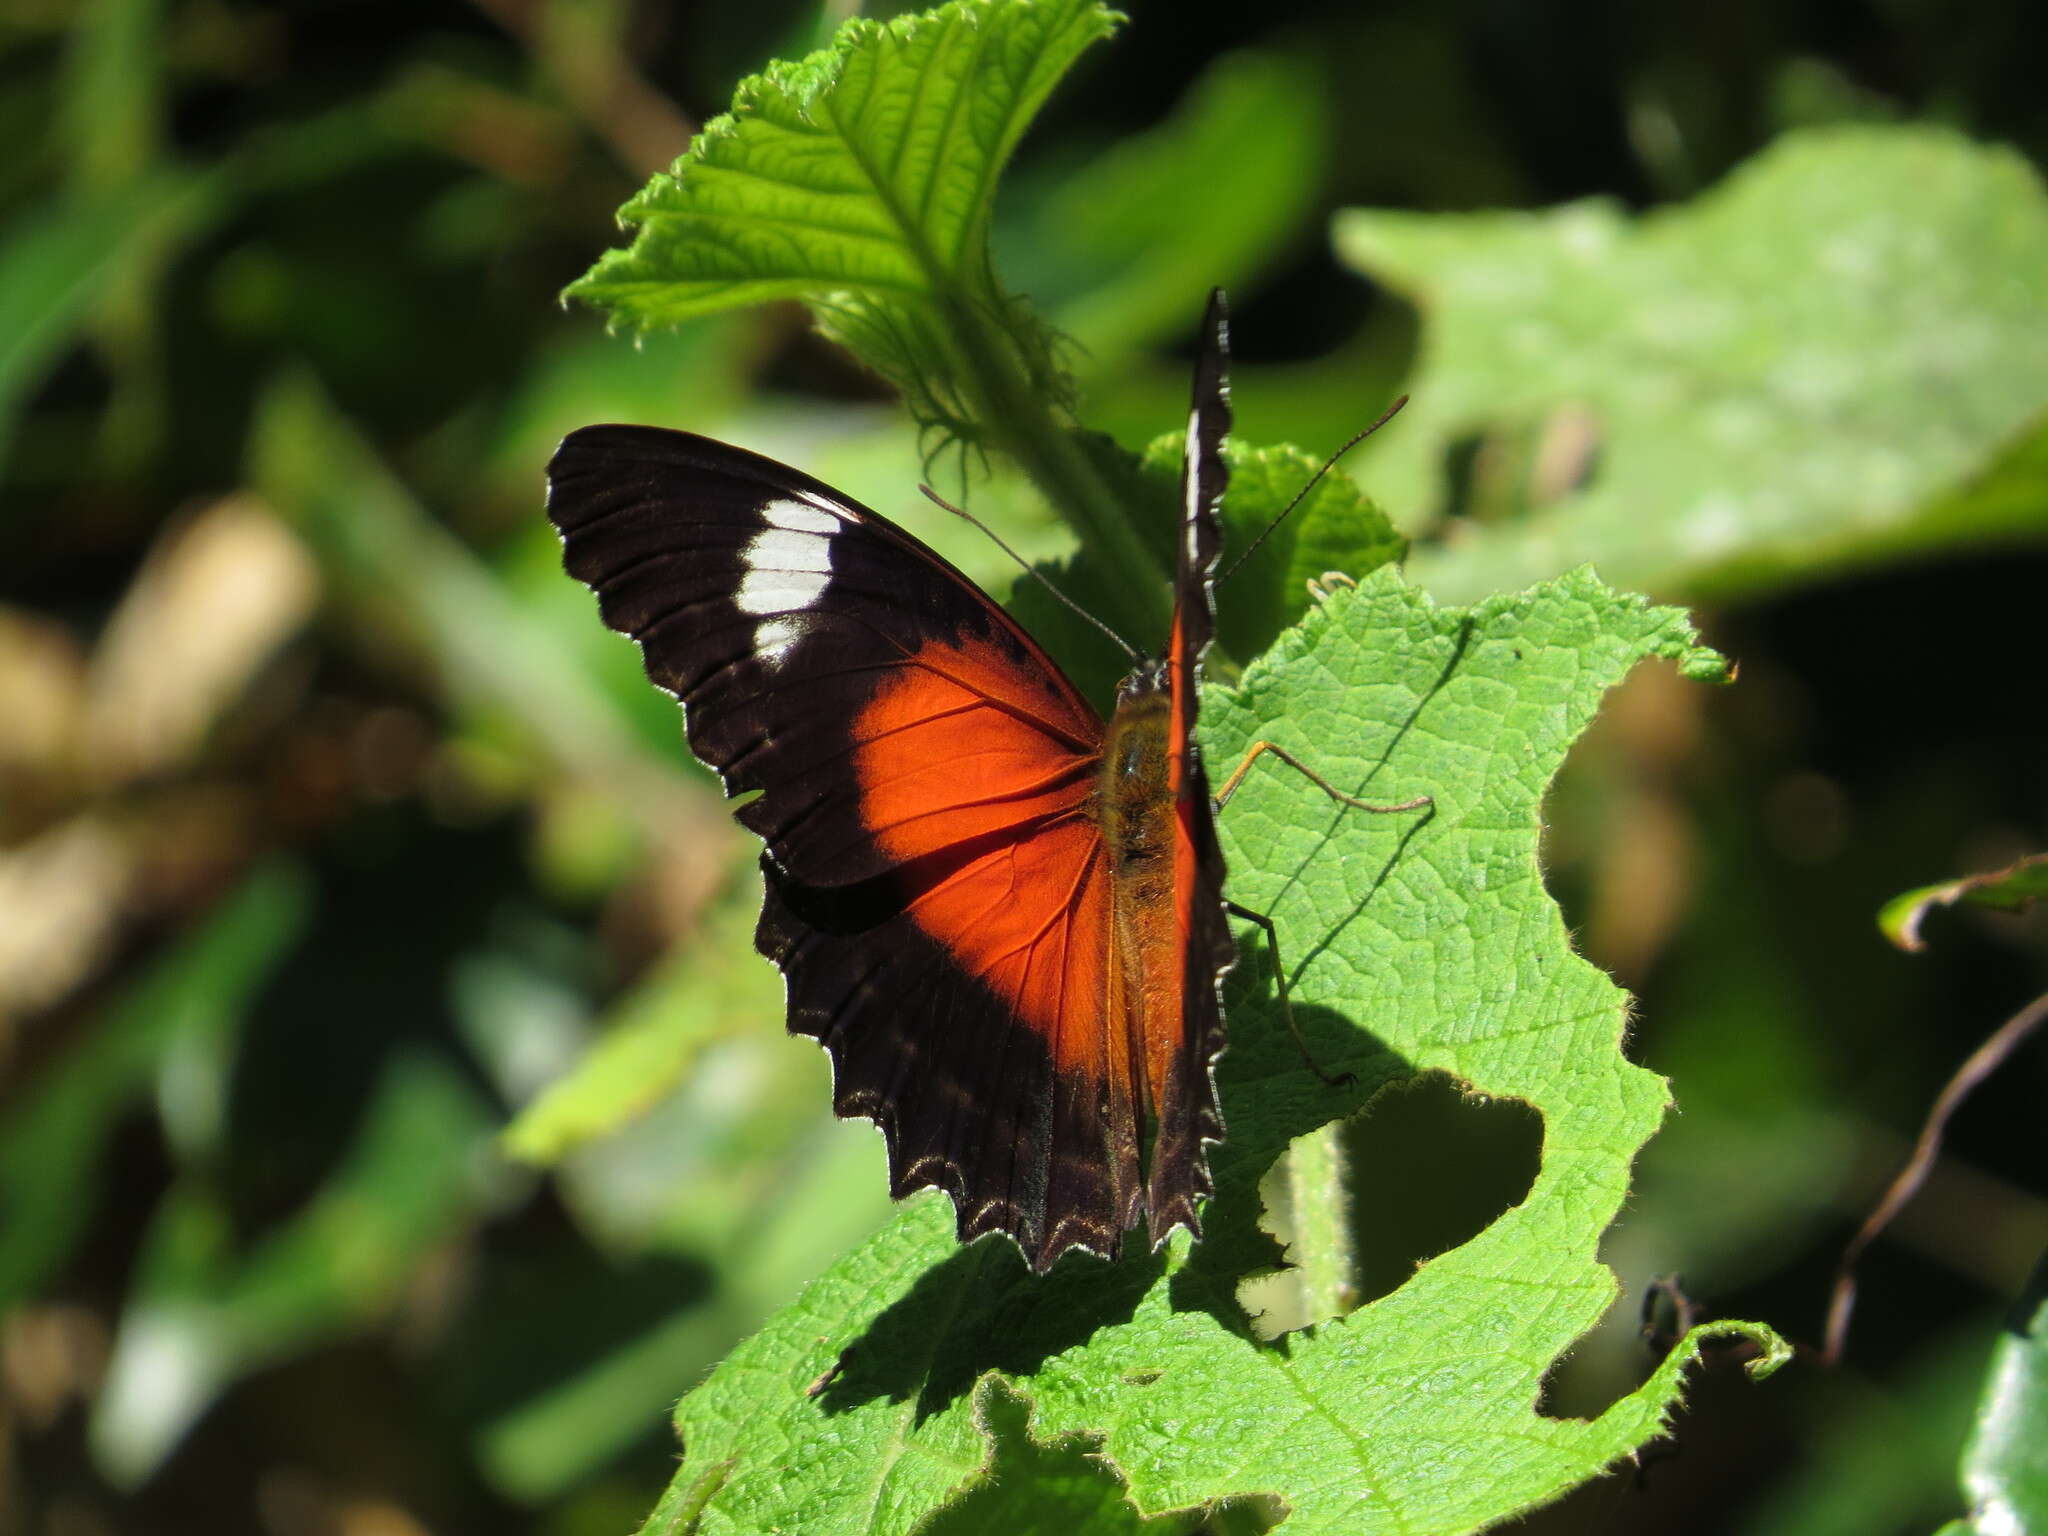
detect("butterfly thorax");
top-left (1099, 667), bottom-right (1175, 871)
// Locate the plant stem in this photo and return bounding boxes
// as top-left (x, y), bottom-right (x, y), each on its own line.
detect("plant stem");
top-left (944, 292), bottom-right (1173, 641)
top-left (1285, 1121), bottom-right (1359, 1324)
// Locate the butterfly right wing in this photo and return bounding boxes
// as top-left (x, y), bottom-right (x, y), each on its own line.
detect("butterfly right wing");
top-left (546, 426), bottom-right (1144, 1268)
top-left (1149, 290), bottom-right (1235, 1247)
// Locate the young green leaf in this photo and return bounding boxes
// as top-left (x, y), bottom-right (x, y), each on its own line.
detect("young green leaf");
top-left (1002, 431), bottom-right (1408, 706)
top-left (1182, 436), bottom-right (1408, 662)
top-left (568, 0), bottom-right (1116, 350)
top-left (568, 0), bottom-right (1112, 419)
top-left (565, 0), bottom-right (1179, 633)
top-left (631, 567), bottom-right (1783, 1536)
top-left (1336, 126), bottom-right (2048, 603)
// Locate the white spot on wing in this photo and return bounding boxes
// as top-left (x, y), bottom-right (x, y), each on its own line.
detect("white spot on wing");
top-left (765, 497), bottom-right (840, 536)
top-left (736, 499), bottom-right (836, 618)
top-left (754, 615), bottom-right (804, 665)
top-left (737, 499), bottom-right (839, 666)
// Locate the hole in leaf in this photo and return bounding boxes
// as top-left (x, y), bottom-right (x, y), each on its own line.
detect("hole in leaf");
top-left (1346, 1073), bottom-right (1544, 1303)
top-left (1534, 1273), bottom-right (1762, 1424)
top-left (1246, 1072), bottom-right (1542, 1334)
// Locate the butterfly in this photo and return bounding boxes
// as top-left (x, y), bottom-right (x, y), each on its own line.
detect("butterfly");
top-left (548, 290), bottom-right (1359, 1272)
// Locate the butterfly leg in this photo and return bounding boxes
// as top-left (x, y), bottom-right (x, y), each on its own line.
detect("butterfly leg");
top-left (1214, 740), bottom-right (1431, 815)
top-left (1305, 570), bottom-right (1356, 604)
top-left (1223, 898), bottom-right (1355, 1089)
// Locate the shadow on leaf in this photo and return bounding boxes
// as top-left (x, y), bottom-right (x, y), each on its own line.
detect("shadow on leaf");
top-left (918, 1378), bottom-right (1289, 1536)
top-left (817, 1224), bottom-right (1168, 1423)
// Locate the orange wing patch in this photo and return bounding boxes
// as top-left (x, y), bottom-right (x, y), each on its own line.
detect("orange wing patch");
top-left (852, 631), bottom-right (1097, 855)
top-left (899, 819), bottom-right (1119, 1077)
top-left (851, 631), bottom-right (1115, 1072)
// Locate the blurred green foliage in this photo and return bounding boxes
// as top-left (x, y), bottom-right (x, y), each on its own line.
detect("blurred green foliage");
top-left (2, 0), bottom-right (2044, 1533)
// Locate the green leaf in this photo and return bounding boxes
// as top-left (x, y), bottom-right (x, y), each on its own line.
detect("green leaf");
top-left (0, 174), bottom-right (208, 467)
top-left (631, 567), bottom-right (1774, 1535)
top-left (921, 1380), bottom-right (1233, 1533)
top-left (501, 892), bottom-right (782, 1165)
top-left (1194, 437), bottom-right (1408, 663)
top-left (565, 0), bottom-right (1173, 636)
top-left (1957, 1255), bottom-right (2048, 1536)
top-left (566, 0), bottom-right (1110, 435)
top-left (1879, 851), bottom-right (2048, 952)
top-left (0, 864), bottom-right (308, 1309)
top-left (1006, 432), bottom-right (1407, 705)
top-left (1025, 50), bottom-right (1327, 368)
top-left (1335, 126), bottom-right (2048, 603)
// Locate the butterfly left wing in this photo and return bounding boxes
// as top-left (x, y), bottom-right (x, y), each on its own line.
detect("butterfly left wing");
top-left (546, 427), bottom-right (1147, 1269)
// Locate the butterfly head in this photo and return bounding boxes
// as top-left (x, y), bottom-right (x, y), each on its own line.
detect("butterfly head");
top-left (1116, 655), bottom-right (1170, 707)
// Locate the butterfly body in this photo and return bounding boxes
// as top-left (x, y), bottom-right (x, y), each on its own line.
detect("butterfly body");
top-left (547, 292), bottom-right (1238, 1272)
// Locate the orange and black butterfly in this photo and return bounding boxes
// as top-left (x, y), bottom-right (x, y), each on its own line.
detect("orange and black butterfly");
top-left (547, 291), bottom-right (1254, 1272)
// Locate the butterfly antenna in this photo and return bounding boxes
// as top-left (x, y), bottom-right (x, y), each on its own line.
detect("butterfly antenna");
top-left (1219, 395), bottom-right (1410, 587)
top-left (919, 485), bottom-right (1139, 662)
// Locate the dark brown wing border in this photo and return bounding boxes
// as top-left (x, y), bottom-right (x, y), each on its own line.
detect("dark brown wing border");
top-left (1146, 289), bottom-right (1235, 1246)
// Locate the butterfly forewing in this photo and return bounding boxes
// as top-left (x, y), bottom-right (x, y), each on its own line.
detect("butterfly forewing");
top-left (547, 430), bottom-right (1101, 883)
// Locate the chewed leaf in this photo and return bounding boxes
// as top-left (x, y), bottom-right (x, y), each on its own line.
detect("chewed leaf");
top-left (567, 0), bottom-right (1118, 446)
top-left (633, 567), bottom-right (1776, 1536)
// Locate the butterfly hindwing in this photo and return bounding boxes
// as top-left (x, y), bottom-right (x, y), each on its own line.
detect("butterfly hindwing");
top-left (758, 835), bottom-right (1140, 1267)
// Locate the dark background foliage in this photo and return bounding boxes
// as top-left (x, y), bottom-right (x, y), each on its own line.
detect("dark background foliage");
top-left (3, 1), bottom-right (2043, 1533)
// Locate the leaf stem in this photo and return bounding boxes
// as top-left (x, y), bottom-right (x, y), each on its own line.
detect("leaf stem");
top-left (1284, 1120), bottom-right (1359, 1323)
top-left (941, 292), bottom-right (1173, 640)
